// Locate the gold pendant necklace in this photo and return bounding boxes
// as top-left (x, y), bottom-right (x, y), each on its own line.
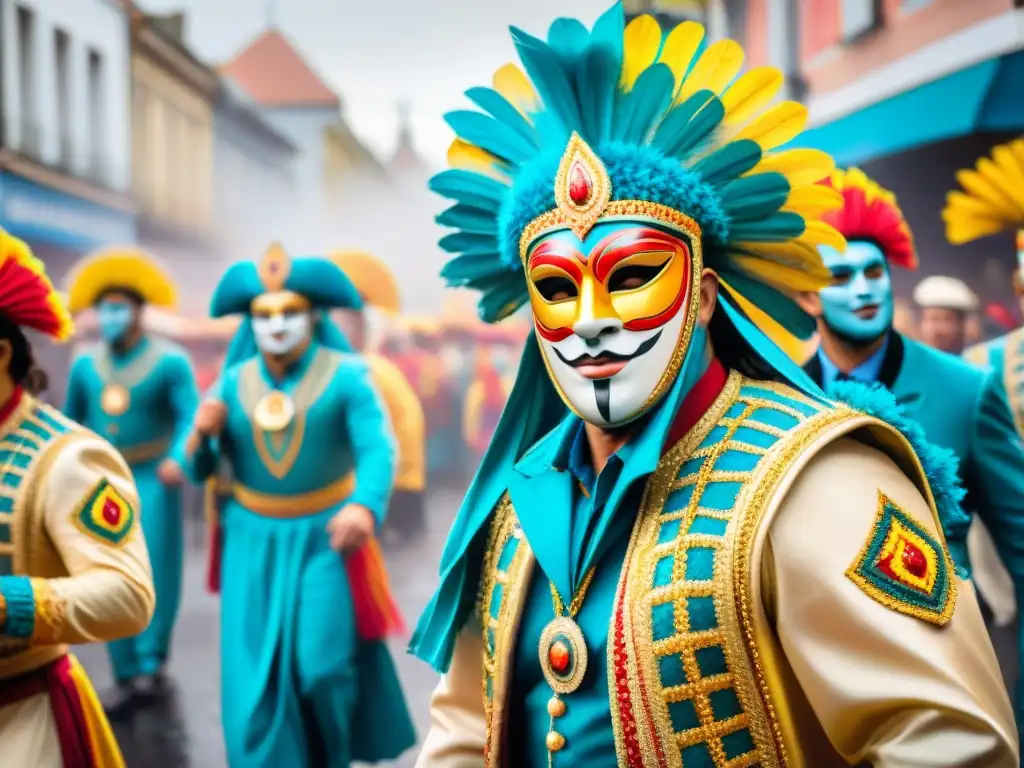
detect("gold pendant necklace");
top-left (253, 390), bottom-right (295, 432)
top-left (538, 565), bottom-right (596, 764)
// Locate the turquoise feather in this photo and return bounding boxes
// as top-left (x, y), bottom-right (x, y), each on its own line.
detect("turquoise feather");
top-left (717, 266), bottom-right (816, 338)
top-left (650, 90), bottom-right (716, 157)
top-left (429, 169), bottom-right (507, 210)
top-left (511, 27), bottom-right (580, 137)
top-left (690, 139), bottom-right (763, 185)
top-left (729, 212), bottom-right (805, 242)
top-left (719, 173), bottom-right (790, 221)
top-left (665, 97), bottom-right (725, 160)
top-left (478, 281), bottom-right (529, 322)
top-left (575, 43), bottom-right (620, 143)
top-left (440, 253), bottom-right (507, 284)
top-left (613, 64), bottom-right (675, 143)
top-left (547, 18), bottom-right (590, 56)
top-left (465, 87), bottom-right (539, 148)
top-left (828, 379), bottom-right (971, 578)
top-left (445, 111), bottom-right (535, 164)
top-left (439, 231), bottom-right (498, 254)
top-left (436, 204), bottom-right (499, 235)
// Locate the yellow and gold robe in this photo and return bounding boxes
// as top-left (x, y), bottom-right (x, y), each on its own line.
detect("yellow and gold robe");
top-left (0, 391), bottom-right (155, 767)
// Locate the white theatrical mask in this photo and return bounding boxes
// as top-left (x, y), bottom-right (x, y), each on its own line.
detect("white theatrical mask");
top-left (252, 311), bottom-right (312, 355)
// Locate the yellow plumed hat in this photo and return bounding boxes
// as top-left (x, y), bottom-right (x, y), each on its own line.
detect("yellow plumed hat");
top-left (328, 250), bottom-right (401, 314)
top-left (65, 246), bottom-right (177, 314)
top-left (943, 139), bottom-right (1024, 255)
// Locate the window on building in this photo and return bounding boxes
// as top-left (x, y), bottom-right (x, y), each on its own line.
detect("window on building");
top-left (87, 48), bottom-right (105, 183)
top-left (841, 0), bottom-right (883, 42)
top-left (54, 29), bottom-right (71, 167)
top-left (16, 5), bottom-right (37, 156)
top-left (723, 0), bottom-right (748, 47)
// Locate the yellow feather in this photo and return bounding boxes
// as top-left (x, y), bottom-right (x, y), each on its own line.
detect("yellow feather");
top-left (621, 15), bottom-right (663, 90)
top-left (720, 277), bottom-right (817, 364)
top-left (945, 216), bottom-right (1010, 245)
top-left (956, 168), bottom-right (1021, 221)
top-left (991, 143), bottom-right (1024, 200)
top-left (720, 66), bottom-right (783, 125)
top-left (943, 190), bottom-right (1007, 221)
top-left (735, 239), bottom-right (821, 267)
top-left (447, 139), bottom-right (509, 182)
top-left (656, 21), bottom-right (705, 91)
top-left (675, 39), bottom-right (744, 105)
top-left (492, 63), bottom-right (538, 115)
top-left (977, 157), bottom-right (1024, 220)
top-left (780, 186), bottom-right (844, 218)
top-left (748, 148), bottom-right (834, 187)
top-left (731, 101), bottom-right (807, 152)
top-left (733, 255), bottom-right (830, 292)
top-left (798, 220), bottom-right (846, 252)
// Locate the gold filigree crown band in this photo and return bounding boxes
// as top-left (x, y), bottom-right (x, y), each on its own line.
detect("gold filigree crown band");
top-left (518, 133), bottom-right (703, 262)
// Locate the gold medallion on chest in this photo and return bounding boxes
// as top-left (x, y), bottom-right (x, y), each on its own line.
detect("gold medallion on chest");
top-left (100, 384), bottom-right (131, 416)
top-left (254, 391), bottom-right (295, 432)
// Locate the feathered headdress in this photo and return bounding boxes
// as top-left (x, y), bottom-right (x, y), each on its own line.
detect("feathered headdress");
top-left (942, 138), bottom-right (1024, 273)
top-left (0, 229), bottom-right (74, 341)
top-left (434, 3), bottom-right (845, 357)
top-left (819, 167), bottom-right (917, 270)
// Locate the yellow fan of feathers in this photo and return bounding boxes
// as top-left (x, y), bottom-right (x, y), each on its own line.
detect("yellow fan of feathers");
top-left (943, 138), bottom-right (1024, 245)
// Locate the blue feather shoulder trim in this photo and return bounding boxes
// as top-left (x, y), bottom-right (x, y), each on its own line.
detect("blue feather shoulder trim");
top-left (828, 379), bottom-right (971, 579)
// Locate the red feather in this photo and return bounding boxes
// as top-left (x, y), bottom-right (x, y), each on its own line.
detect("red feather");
top-left (820, 171), bottom-right (918, 271)
top-left (0, 232), bottom-right (73, 339)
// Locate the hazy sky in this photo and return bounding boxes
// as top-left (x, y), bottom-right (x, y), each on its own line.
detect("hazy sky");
top-left (142, 0), bottom-right (609, 168)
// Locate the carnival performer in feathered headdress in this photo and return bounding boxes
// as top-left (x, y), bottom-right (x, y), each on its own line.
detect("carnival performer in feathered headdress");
top-left (177, 243), bottom-right (415, 767)
top-left (62, 246), bottom-right (198, 700)
top-left (800, 165), bottom-right (1024, 723)
top-left (410, 5), bottom-right (1016, 766)
top-left (330, 249), bottom-right (427, 544)
top-left (0, 230), bottom-right (155, 767)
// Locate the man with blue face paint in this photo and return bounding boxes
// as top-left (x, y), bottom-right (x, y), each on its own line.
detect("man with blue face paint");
top-left (62, 247), bottom-right (198, 704)
top-left (411, 7), bottom-right (1017, 766)
top-left (801, 168), bottom-right (1024, 735)
top-left (179, 242), bottom-right (415, 768)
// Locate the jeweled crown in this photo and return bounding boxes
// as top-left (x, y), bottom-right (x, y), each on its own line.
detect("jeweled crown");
top-left (519, 134), bottom-right (703, 262)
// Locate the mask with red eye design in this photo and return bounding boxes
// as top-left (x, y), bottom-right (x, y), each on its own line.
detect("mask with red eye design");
top-left (525, 222), bottom-right (701, 427)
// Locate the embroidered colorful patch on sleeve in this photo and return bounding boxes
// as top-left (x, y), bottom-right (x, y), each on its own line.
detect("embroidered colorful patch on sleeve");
top-left (846, 491), bottom-right (957, 626)
top-left (72, 478), bottom-right (136, 546)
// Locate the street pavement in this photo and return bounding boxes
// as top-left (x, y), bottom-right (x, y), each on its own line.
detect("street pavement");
top-left (76, 487), bottom-right (464, 768)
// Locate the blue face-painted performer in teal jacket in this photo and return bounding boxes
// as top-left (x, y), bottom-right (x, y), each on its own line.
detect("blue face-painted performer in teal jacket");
top-left (62, 247), bottom-right (198, 695)
top-left (179, 243), bottom-right (414, 768)
top-left (408, 5), bottom-right (1017, 767)
top-left (801, 166), bottom-right (1024, 735)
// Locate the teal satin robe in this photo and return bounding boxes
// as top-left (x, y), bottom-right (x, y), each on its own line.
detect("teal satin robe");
top-left (807, 331), bottom-right (1024, 729)
top-left (64, 336), bottom-right (198, 680)
top-left (182, 342), bottom-right (415, 768)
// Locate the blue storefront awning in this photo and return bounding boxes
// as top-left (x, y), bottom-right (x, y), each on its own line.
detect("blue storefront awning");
top-left (0, 172), bottom-right (136, 252)
top-left (793, 50), bottom-right (1024, 166)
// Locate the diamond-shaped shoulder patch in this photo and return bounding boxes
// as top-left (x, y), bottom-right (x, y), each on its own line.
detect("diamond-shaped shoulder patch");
top-left (845, 491), bottom-right (956, 626)
top-left (72, 478), bottom-right (136, 546)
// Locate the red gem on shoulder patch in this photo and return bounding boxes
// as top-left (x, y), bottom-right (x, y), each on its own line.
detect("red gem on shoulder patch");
top-left (902, 542), bottom-right (928, 578)
top-left (102, 498), bottom-right (122, 525)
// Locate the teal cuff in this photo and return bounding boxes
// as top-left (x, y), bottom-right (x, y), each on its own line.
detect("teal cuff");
top-left (0, 575), bottom-right (35, 638)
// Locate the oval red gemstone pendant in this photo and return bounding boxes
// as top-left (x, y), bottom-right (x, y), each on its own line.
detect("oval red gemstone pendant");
top-left (548, 640), bottom-right (571, 673)
top-left (568, 161), bottom-right (592, 206)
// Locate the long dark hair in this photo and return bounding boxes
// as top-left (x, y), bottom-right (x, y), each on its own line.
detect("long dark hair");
top-left (707, 301), bottom-right (780, 382)
top-left (0, 313), bottom-right (48, 393)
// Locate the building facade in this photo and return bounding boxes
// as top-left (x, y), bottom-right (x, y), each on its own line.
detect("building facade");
top-left (219, 27), bottom-right (386, 255)
top-left (0, 0), bottom-right (137, 399)
top-left (213, 79), bottom-right (296, 261)
top-left (130, 10), bottom-right (218, 314)
top-left (734, 0), bottom-right (1024, 310)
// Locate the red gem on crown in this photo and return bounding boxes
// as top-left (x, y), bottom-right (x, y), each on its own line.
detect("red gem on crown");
top-left (568, 161), bottom-right (592, 206)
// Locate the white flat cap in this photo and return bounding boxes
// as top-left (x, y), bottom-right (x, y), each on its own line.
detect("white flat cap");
top-left (913, 275), bottom-right (979, 311)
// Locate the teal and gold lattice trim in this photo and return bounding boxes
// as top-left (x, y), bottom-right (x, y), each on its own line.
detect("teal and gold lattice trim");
top-left (846, 491), bottom-right (956, 626)
top-left (478, 495), bottom-right (531, 768)
top-left (71, 478), bottom-right (136, 546)
top-left (614, 373), bottom-right (834, 767)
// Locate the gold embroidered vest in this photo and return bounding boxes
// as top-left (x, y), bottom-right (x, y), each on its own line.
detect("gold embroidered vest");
top-left (476, 372), bottom-right (935, 767)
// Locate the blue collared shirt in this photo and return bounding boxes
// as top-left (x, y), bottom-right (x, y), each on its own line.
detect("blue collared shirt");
top-left (817, 334), bottom-right (890, 389)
